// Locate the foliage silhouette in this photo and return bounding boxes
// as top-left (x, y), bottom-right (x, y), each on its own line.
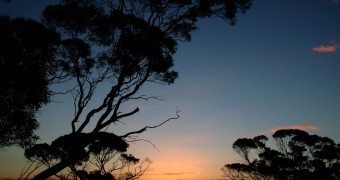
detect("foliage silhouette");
top-left (223, 129), bottom-right (340, 180)
top-left (0, 15), bottom-right (59, 148)
top-left (76, 170), bottom-right (115, 180)
top-left (14, 0), bottom-right (253, 179)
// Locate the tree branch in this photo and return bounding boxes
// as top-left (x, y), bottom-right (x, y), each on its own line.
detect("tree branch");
top-left (120, 109), bottom-right (180, 138)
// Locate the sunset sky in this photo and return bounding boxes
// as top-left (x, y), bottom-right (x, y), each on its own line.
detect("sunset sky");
top-left (1, 0), bottom-right (340, 179)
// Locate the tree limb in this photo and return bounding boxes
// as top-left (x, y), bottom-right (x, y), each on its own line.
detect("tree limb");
top-left (120, 109), bottom-right (180, 138)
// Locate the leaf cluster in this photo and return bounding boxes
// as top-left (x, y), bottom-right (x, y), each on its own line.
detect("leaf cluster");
top-left (25, 132), bottom-right (128, 165)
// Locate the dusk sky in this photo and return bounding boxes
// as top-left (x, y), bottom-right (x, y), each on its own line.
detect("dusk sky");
top-left (1, 0), bottom-right (340, 180)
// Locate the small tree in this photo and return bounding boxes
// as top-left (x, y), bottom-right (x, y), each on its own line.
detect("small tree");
top-left (20, 0), bottom-right (252, 179)
top-left (223, 129), bottom-right (340, 180)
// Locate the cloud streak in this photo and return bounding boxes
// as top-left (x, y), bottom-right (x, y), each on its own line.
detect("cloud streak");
top-left (176, 179), bottom-right (225, 180)
top-left (270, 124), bottom-right (320, 133)
top-left (332, 0), bottom-right (340, 4)
top-left (163, 172), bottom-right (198, 176)
top-left (147, 172), bottom-right (198, 176)
top-left (312, 44), bottom-right (338, 53)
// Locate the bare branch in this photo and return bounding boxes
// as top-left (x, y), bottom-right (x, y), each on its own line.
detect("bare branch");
top-left (126, 136), bottom-right (160, 152)
top-left (96, 107), bottom-right (140, 131)
top-left (120, 109), bottom-right (180, 138)
top-left (126, 95), bottom-right (166, 102)
top-left (18, 160), bottom-right (43, 180)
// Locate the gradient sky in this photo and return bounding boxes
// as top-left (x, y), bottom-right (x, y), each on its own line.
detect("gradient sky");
top-left (1, 0), bottom-right (340, 179)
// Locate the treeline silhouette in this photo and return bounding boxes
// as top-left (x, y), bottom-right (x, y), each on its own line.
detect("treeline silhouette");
top-left (223, 129), bottom-right (340, 179)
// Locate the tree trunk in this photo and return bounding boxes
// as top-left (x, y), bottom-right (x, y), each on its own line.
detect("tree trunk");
top-left (32, 160), bottom-right (69, 180)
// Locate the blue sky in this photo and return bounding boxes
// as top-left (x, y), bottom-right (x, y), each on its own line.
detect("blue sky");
top-left (1, 0), bottom-right (340, 179)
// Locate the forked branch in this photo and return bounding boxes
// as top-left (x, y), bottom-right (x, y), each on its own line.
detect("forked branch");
top-left (120, 109), bottom-right (180, 138)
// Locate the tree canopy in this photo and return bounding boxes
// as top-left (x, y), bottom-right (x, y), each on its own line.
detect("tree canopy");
top-left (0, 15), bottom-right (59, 148)
top-left (223, 129), bottom-right (340, 180)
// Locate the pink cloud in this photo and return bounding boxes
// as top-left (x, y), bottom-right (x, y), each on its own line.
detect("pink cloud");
top-left (270, 124), bottom-right (320, 133)
top-left (312, 44), bottom-right (338, 53)
top-left (332, 0), bottom-right (340, 4)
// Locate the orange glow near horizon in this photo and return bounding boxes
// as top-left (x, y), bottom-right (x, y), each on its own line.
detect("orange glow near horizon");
top-left (133, 134), bottom-right (228, 180)
top-left (142, 172), bottom-right (200, 180)
top-left (139, 156), bottom-right (200, 180)
top-left (138, 149), bottom-right (205, 180)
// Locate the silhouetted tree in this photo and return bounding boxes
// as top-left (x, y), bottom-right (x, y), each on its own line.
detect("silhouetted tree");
top-left (0, 15), bottom-right (59, 148)
top-left (223, 129), bottom-right (340, 180)
top-left (88, 145), bottom-right (152, 179)
top-left (20, 0), bottom-right (252, 179)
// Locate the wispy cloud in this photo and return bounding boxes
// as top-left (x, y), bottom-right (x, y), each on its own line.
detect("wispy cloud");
top-left (164, 172), bottom-right (198, 176)
top-left (176, 179), bottom-right (225, 180)
top-left (147, 172), bottom-right (198, 176)
top-left (331, 0), bottom-right (340, 4)
top-left (269, 124), bottom-right (320, 133)
top-left (312, 44), bottom-right (339, 53)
